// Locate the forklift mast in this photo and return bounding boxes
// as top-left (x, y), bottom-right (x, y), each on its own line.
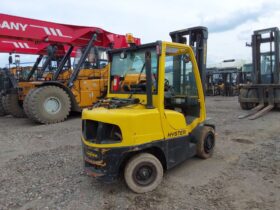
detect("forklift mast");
top-left (252, 27), bottom-right (280, 85)
top-left (238, 27), bottom-right (280, 120)
top-left (169, 27), bottom-right (208, 92)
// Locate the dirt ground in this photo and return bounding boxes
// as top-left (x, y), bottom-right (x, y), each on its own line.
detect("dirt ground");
top-left (0, 96), bottom-right (279, 210)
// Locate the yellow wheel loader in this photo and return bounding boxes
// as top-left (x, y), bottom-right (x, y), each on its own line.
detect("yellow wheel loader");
top-left (81, 27), bottom-right (216, 193)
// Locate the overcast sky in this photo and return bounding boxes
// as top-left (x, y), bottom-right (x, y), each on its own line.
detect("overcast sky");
top-left (1, 0), bottom-right (280, 67)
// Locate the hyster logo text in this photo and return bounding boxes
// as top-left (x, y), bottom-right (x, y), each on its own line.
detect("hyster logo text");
top-left (0, 21), bottom-right (28, 31)
top-left (167, 130), bottom-right (186, 138)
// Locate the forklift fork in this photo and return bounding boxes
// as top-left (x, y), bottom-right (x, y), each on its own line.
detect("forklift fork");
top-left (238, 87), bottom-right (274, 120)
top-left (248, 88), bottom-right (274, 120)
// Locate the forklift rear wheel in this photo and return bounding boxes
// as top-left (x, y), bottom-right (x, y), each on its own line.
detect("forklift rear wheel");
top-left (196, 126), bottom-right (215, 159)
top-left (27, 86), bottom-right (71, 124)
top-left (3, 93), bottom-right (26, 118)
top-left (124, 153), bottom-right (163, 193)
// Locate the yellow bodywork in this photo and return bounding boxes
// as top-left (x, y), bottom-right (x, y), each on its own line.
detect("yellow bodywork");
top-left (17, 66), bottom-right (109, 109)
top-left (82, 41), bottom-right (206, 148)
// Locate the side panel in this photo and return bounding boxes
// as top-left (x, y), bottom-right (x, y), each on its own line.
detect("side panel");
top-left (165, 136), bottom-right (196, 169)
top-left (82, 134), bottom-right (197, 181)
top-left (77, 79), bottom-right (107, 107)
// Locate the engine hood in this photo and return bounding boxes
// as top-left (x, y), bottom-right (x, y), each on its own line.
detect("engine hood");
top-left (82, 106), bottom-right (164, 146)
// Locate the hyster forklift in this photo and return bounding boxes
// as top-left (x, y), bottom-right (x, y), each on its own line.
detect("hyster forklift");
top-left (239, 27), bottom-right (280, 119)
top-left (81, 27), bottom-right (215, 193)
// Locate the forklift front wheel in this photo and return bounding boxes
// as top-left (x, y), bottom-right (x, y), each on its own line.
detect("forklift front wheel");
top-left (124, 153), bottom-right (163, 193)
top-left (196, 126), bottom-right (215, 159)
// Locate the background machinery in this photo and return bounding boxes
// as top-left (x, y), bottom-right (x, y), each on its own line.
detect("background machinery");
top-left (0, 37), bottom-right (75, 117)
top-left (239, 27), bottom-right (280, 119)
top-left (81, 27), bottom-right (215, 193)
top-left (0, 13), bottom-right (140, 123)
top-left (240, 63), bottom-right (253, 84)
top-left (0, 38), bottom-right (73, 116)
top-left (206, 59), bottom-right (245, 96)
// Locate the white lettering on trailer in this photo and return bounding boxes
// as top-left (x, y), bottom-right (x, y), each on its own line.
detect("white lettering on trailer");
top-left (29, 25), bottom-right (72, 38)
top-left (0, 21), bottom-right (71, 38)
top-left (0, 21), bottom-right (10, 29)
top-left (1, 41), bottom-right (37, 49)
top-left (50, 28), bottom-right (57, 36)
top-left (12, 42), bottom-right (19, 48)
top-left (23, 43), bottom-right (29, 48)
top-left (10, 22), bottom-right (19, 30)
top-left (20, 23), bottom-right (28, 31)
top-left (0, 21), bottom-right (28, 31)
top-left (18, 42), bottom-right (24, 48)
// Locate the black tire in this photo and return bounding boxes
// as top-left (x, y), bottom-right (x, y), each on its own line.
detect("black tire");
top-left (23, 88), bottom-right (38, 119)
top-left (239, 89), bottom-right (249, 110)
top-left (196, 126), bottom-right (215, 159)
top-left (0, 95), bottom-right (7, 116)
top-left (4, 93), bottom-right (26, 118)
top-left (1, 95), bottom-right (10, 115)
top-left (239, 88), bottom-right (258, 110)
top-left (240, 102), bottom-right (249, 110)
top-left (27, 86), bottom-right (71, 124)
top-left (247, 89), bottom-right (258, 109)
top-left (124, 153), bottom-right (163, 193)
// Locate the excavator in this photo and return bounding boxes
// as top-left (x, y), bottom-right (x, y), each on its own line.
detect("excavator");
top-left (239, 27), bottom-right (280, 119)
top-left (0, 13), bottom-right (140, 123)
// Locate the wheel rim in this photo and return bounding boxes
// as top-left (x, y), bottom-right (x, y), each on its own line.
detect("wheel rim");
top-left (132, 162), bottom-right (157, 186)
top-left (43, 96), bottom-right (61, 114)
top-left (204, 133), bottom-right (215, 154)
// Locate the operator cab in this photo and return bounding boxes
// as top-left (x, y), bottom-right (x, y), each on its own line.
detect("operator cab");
top-left (109, 47), bottom-right (158, 93)
top-left (163, 47), bottom-right (200, 124)
top-left (73, 47), bottom-right (108, 70)
top-left (108, 42), bottom-right (203, 127)
top-left (260, 52), bottom-right (275, 84)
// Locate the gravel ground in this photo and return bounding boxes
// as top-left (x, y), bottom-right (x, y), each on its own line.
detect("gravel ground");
top-left (0, 96), bottom-right (279, 210)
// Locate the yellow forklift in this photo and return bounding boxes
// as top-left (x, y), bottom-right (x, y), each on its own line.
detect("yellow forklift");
top-left (81, 27), bottom-right (215, 193)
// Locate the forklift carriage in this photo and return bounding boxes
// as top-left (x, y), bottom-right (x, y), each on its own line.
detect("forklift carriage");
top-left (239, 27), bottom-right (280, 119)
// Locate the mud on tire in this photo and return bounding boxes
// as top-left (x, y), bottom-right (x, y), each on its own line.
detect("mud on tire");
top-left (27, 86), bottom-right (71, 124)
top-left (1, 95), bottom-right (10, 115)
top-left (0, 95), bottom-right (7, 116)
top-left (3, 93), bottom-right (26, 118)
top-left (196, 126), bottom-right (215, 159)
top-left (23, 88), bottom-right (39, 119)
